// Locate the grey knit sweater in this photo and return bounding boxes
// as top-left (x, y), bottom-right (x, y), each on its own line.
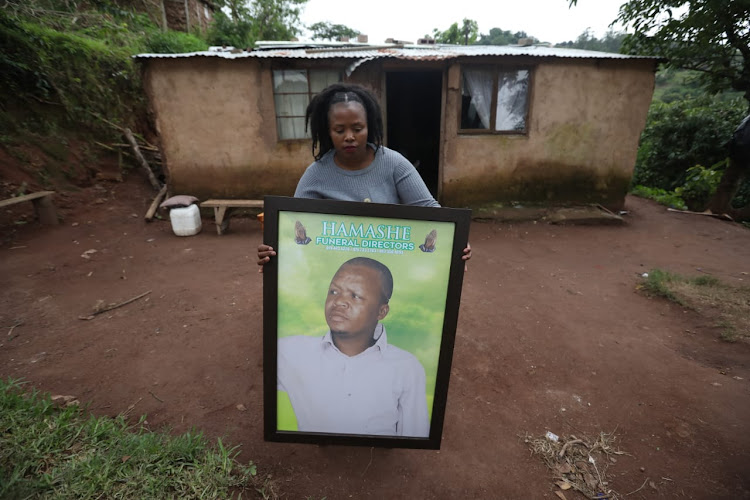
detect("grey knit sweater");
top-left (294, 146), bottom-right (440, 207)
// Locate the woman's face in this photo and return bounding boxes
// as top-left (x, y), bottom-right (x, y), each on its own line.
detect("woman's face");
top-left (328, 101), bottom-right (369, 164)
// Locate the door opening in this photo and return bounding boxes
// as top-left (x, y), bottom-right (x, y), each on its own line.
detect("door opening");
top-left (385, 71), bottom-right (443, 197)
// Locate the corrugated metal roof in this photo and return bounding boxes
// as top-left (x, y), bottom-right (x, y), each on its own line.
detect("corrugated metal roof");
top-left (134, 43), bottom-right (657, 62)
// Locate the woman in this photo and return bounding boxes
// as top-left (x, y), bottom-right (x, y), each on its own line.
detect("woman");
top-left (258, 83), bottom-right (471, 270)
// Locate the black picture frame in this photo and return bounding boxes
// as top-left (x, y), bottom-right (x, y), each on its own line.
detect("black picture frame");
top-left (263, 196), bottom-right (471, 449)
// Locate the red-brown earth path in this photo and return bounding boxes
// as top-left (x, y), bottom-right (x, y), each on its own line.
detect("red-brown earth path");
top-left (1, 174), bottom-right (749, 499)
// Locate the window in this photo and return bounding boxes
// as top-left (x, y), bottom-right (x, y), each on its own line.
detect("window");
top-left (460, 67), bottom-right (530, 133)
top-left (273, 69), bottom-right (341, 140)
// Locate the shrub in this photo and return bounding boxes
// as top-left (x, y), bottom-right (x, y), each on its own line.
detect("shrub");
top-left (674, 162), bottom-right (725, 211)
top-left (144, 31), bottom-right (208, 54)
top-left (0, 8), bottom-right (145, 134)
top-left (632, 96), bottom-right (746, 191)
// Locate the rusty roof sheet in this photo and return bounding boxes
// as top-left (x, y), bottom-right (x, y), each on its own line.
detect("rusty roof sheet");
top-left (134, 43), bottom-right (657, 62)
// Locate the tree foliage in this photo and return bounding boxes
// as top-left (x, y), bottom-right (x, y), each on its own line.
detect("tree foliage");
top-left (570, 0), bottom-right (750, 108)
top-left (209, 0), bottom-right (307, 47)
top-left (555, 28), bottom-right (626, 53)
top-left (215, 0), bottom-right (251, 23)
top-left (251, 0), bottom-right (307, 41)
top-left (207, 10), bottom-right (254, 48)
top-left (632, 96), bottom-right (746, 190)
top-left (432, 18), bottom-right (478, 45)
top-left (476, 28), bottom-right (537, 46)
top-left (308, 21), bottom-right (359, 41)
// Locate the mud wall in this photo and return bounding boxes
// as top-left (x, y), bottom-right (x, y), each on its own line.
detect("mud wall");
top-left (440, 58), bottom-right (656, 210)
top-left (142, 57), bottom-right (310, 199)
top-left (142, 55), bottom-right (655, 207)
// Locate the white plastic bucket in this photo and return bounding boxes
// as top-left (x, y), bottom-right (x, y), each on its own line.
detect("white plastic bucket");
top-left (169, 204), bottom-right (202, 236)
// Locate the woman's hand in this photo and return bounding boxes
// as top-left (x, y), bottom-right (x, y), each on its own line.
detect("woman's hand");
top-left (462, 242), bottom-right (472, 261)
top-left (257, 244), bottom-right (276, 273)
top-left (462, 242), bottom-right (472, 271)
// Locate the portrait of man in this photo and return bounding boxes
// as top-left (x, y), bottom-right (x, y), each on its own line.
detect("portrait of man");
top-left (277, 257), bottom-right (430, 437)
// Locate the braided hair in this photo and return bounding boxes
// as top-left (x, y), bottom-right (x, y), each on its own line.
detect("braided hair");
top-left (305, 83), bottom-right (384, 161)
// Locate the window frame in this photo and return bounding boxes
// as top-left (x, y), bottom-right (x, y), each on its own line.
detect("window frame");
top-left (458, 65), bottom-right (532, 135)
top-left (272, 68), bottom-right (343, 141)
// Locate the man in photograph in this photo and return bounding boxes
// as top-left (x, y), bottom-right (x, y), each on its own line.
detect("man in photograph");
top-left (277, 257), bottom-right (430, 437)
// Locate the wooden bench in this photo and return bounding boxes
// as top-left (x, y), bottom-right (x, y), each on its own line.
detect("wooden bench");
top-left (200, 199), bottom-right (263, 235)
top-left (0, 191), bottom-right (58, 225)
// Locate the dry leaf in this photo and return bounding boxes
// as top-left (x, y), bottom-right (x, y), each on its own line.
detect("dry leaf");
top-left (554, 491), bottom-right (568, 500)
top-left (557, 463), bottom-right (573, 474)
top-left (121, 455), bottom-right (131, 463)
top-left (236, 404), bottom-right (247, 412)
top-left (583, 471), bottom-right (598, 490)
top-left (556, 481), bottom-right (572, 490)
top-left (51, 395), bottom-right (77, 406)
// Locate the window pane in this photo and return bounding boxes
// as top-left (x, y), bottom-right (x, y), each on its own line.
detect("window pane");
top-left (309, 70), bottom-right (340, 92)
top-left (273, 69), bottom-right (309, 93)
top-left (495, 69), bottom-right (529, 132)
top-left (277, 117), bottom-right (308, 139)
top-left (460, 68), bottom-right (492, 130)
top-left (274, 94), bottom-right (309, 117)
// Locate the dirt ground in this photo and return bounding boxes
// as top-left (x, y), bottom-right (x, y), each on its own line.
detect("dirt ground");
top-left (1, 171), bottom-right (749, 499)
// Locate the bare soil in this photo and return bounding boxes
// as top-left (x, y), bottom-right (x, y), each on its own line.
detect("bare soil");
top-left (1, 171), bottom-right (749, 499)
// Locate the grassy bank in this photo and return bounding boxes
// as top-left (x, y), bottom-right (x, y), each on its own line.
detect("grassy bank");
top-left (639, 269), bottom-right (750, 342)
top-left (0, 378), bottom-right (273, 499)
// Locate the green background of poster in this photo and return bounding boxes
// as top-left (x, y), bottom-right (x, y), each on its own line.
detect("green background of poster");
top-left (276, 211), bottom-right (455, 432)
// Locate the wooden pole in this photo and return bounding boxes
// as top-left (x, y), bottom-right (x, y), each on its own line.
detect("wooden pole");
top-left (145, 185), bottom-right (168, 222)
top-left (124, 127), bottom-right (161, 191)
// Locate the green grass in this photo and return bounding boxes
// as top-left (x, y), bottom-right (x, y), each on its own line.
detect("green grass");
top-left (640, 269), bottom-right (749, 343)
top-left (630, 185), bottom-right (687, 210)
top-left (0, 378), bottom-right (269, 499)
top-left (641, 269), bottom-right (685, 305)
top-left (719, 320), bottom-right (739, 343)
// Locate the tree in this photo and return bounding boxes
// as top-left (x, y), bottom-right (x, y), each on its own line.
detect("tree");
top-left (251, 0), bottom-right (307, 41)
top-left (432, 18), bottom-right (478, 45)
top-left (209, 0), bottom-right (307, 47)
top-left (208, 10), bottom-right (254, 48)
top-left (476, 28), bottom-right (537, 46)
top-left (569, 0), bottom-right (750, 107)
top-left (555, 28), bottom-right (625, 53)
top-left (216, 0), bottom-right (251, 22)
top-left (308, 21), bottom-right (360, 41)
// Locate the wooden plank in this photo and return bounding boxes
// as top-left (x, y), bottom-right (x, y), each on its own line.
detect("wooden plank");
top-left (201, 199), bottom-right (264, 208)
top-left (0, 191), bottom-right (55, 208)
top-left (199, 200), bottom-right (264, 235)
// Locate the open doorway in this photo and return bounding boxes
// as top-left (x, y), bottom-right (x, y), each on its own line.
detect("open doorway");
top-left (385, 71), bottom-right (442, 197)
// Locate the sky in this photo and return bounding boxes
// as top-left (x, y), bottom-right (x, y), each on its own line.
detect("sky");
top-left (297, 0), bottom-right (628, 45)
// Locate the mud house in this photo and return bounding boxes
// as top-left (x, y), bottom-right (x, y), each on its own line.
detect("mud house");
top-left (135, 42), bottom-right (658, 209)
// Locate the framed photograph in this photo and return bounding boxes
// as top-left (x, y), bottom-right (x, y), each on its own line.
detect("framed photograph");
top-left (263, 196), bottom-right (471, 449)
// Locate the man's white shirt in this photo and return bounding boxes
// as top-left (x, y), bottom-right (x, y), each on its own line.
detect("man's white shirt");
top-left (277, 324), bottom-right (430, 437)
